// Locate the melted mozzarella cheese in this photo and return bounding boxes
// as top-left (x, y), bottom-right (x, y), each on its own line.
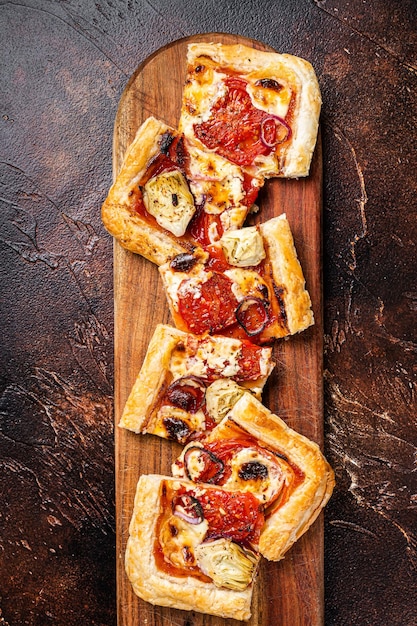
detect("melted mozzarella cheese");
top-left (192, 337), bottom-right (243, 378)
top-left (224, 448), bottom-right (285, 504)
top-left (246, 80), bottom-right (293, 119)
top-left (143, 170), bottom-right (196, 237)
top-left (186, 142), bottom-right (245, 214)
top-left (169, 335), bottom-right (244, 380)
top-left (224, 268), bottom-right (269, 301)
top-left (153, 405), bottom-right (206, 440)
top-left (161, 268), bottom-right (210, 311)
top-left (159, 513), bottom-right (209, 569)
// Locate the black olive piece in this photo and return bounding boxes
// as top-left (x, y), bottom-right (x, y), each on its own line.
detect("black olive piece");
top-left (170, 253), bottom-right (199, 272)
top-left (255, 78), bottom-right (283, 91)
top-left (159, 131), bottom-right (175, 155)
top-left (238, 461), bottom-right (269, 481)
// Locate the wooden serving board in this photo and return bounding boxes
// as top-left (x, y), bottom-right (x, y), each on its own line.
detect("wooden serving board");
top-left (113, 33), bottom-right (323, 626)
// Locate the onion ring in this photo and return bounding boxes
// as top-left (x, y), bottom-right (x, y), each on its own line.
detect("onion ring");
top-left (184, 446), bottom-right (225, 484)
top-left (165, 376), bottom-right (206, 413)
top-left (172, 494), bottom-right (204, 525)
top-left (260, 115), bottom-right (291, 148)
top-left (235, 297), bottom-right (270, 336)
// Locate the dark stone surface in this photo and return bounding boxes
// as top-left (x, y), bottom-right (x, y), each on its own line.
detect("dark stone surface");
top-left (1, 1), bottom-right (416, 624)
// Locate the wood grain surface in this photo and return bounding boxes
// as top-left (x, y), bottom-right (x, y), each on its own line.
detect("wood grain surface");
top-left (113, 33), bottom-right (323, 626)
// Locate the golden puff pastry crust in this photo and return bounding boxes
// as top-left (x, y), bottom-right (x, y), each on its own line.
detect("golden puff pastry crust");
top-left (159, 214), bottom-right (313, 342)
top-left (217, 393), bottom-right (335, 561)
top-left (259, 213), bottom-right (314, 335)
top-left (101, 116), bottom-right (198, 265)
top-left (125, 474), bottom-right (260, 620)
top-left (119, 323), bottom-right (274, 443)
top-left (179, 42), bottom-right (321, 179)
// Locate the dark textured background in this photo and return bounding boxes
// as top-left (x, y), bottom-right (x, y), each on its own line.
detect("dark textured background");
top-left (1, 1), bottom-right (416, 625)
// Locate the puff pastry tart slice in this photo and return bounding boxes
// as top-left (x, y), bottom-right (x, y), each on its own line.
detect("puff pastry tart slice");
top-left (101, 115), bottom-right (262, 264)
top-left (159, 213), bottom-right (314, 344)
top-left (179, 42), bottom-right (321, 179)
top-left (119, 324), bottom-right (274, 443)
top-left (172, 392), bottom-right (335, 561)
top-left (125, 474), bottom-right (263, 620)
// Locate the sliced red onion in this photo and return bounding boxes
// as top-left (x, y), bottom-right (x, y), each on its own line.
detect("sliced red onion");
top-left (165, 376), bottom-right (206, 413)
top-left (184, 446), bottom-right (225, 484)
top-left (260, 115), bottom-right (291, 148)
top-left (235, 297), bottom-right (270, 336)
top-left (172, 494), bottom-right (204, 525)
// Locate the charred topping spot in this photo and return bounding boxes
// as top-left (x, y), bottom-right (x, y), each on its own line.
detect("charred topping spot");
top-left (170, 252), bottom-right (199, 272)
top-left (238, 461), bottom-right (269, 481)
top-left (169, 523), bottom-right (179, 537)
top-left (195, 64), bottom-right (205, 73)
top-left (273, 450), bottom-right (289, 462)
top-left (163, 416), bottom-right (191, 443)
top-left (273, 283), bottom-right (289, 329)
top-left (183, 546), bottom-right (194, 562)
top-left (172, 193), bottom-right (178, 206)
top-left (258, 283), bottom-right (269, 301)
top-left (255, 78), bottom-right (283, 91)
top-left (173, 135), bottom-right (187, 168)
top-left (175, 341), bottom-right (186, 352)
top-left (159, 131), bottom-right (175, 155)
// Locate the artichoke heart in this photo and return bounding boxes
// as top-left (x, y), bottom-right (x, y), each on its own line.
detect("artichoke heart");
top-left (219, 226), bottom-right (266, 267)
top-left (195, 538), bottom-right (259, 591)
top-left (143, 170), bottom-right (196, 237)
top-left (205, 379), bottom-right (248, 423)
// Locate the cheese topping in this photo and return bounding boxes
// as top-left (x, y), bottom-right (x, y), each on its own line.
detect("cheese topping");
top-left (154, 406), bottom-right (206, 440)
top-left (224, 448), bottom-right (285, 504)
top-left (186, 142), bottom-right (245, 214)
top-left (220, 227), bottom-right (266, 267)
top-left (162, 268), bottom-right (210, 311)
top-left (159, 513), bottom-right (209, 569)
top-left (224, 268), bottom-right (269, 301)
top-left (185, 69), bottom-right (228, 123)
top-left (246, 79), bottom-right (293, 119)
top-left (192, 337), bottom-right (243, 378)
top-left (143, 170), bottom-right (196, 237)
top-left (168, 336), bottom-right (243, 380)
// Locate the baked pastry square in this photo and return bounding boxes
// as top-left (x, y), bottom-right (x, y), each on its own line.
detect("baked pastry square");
top-left (119, 324), bottom-right (274, 443)
top-left (101, 116), bottom-right (194, 265)
top-left (172, 392), bottom-right (335, 561)
top-left (101, 115), bottom-right (262, 264)
top-left (125, 474), bottom-right (264, 620)
top-left (179, 42), bottom-right (321, 179)
top-left (159, 214), bottom-right (314, 344)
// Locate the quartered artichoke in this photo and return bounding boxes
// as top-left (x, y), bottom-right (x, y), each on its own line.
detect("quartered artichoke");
top-left (205, 379), bottom-right (248, 423)
top-left (143, 169), bottom-right (195, 237)
top-left (219, 226), bottom-right (266, 267)
top-left (195, 538), bottom-right (259, 590)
